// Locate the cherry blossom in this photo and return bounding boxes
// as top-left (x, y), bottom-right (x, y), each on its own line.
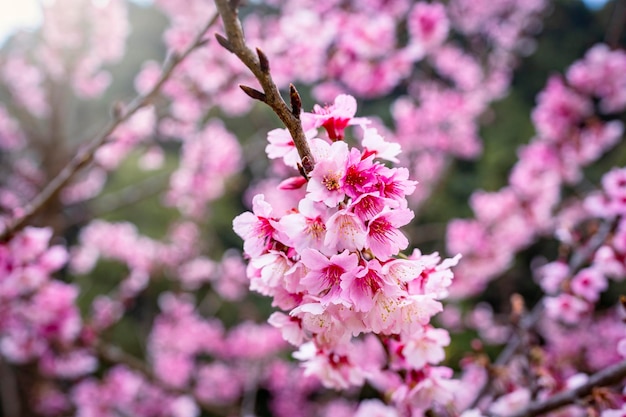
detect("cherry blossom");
top-left (2, 1), bottom-right (626, 416)
top-left (232, 94), bottom-right (462, 414)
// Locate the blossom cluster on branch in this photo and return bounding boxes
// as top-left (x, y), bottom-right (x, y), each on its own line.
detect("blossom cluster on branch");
top-left (0, 0), bottom-right (625, 417)
top-left (234, 95), bottom-right (461, 414)
top-left (448, 43), bottom-right (626, 297)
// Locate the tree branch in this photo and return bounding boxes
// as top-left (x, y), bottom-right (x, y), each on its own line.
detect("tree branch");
top-left (469, 218), bottom-right (619, 409)
top-left (65, 172), bottom-right (169, 227)
top-left (502, 360), bottom-right (626, 417)
top-left (0, 12), bottom-right (220, 242)
top-left (213, 0), bottom-right (315, 174)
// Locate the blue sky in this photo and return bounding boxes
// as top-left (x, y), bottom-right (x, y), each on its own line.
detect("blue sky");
top-left (583, 0), bottom-right (611, 8)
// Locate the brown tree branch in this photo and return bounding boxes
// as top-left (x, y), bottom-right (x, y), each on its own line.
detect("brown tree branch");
top-left (0, 13), bottom-right (220, 242)
top-left (213, 0), bottom-right (315, 174)
top-left (470, 217), bottom-right (619, 409)
top-left (501, 360), bottom-right (626, 417)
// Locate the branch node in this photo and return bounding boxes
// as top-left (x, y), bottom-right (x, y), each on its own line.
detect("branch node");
top-left (297, 163), bottom-right (309, 181)
top-left (301, 155), bottom-right (314, 174)
top-left (215, 33), bottom-right (234, 52)
top-left (289, 84), bottom-right (302, 118)
top-left (239, 85), bottom-right (267, 102)
top-left (256, 47), bottom-right (270, 73)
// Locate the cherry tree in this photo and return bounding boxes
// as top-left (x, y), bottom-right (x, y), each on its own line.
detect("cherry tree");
top-left (1, 0), bottom-right (626, 416)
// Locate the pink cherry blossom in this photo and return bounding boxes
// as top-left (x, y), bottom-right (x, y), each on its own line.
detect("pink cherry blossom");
top-left (535, 261), bottom-right (569, 294)
top-left (532, 76), bottom-right (592, 142)
top-left (400, 327), bottom-right (451, 370)
top-left (293, 341), bottom-right (367, 390)
top-left (8, 226), bottom-right (54, 264)
top-left (233, 194), bottom-right (282, 257)
top-left (602, 167), bottom-right (626, 210)
top-left (312, 94), bottom-right (358, 140)
top-left (40, 349), bottom-right (98, 379)
top-left (407, 251), bottom-right (460, 299)
top-left (249, 250), bottom-right (295, 297)
top-left (544, 294), bottom-right (589, 324)
top-left (268, 312), bottom-right (306, 346)
top-left (376, 166), bottom-right (417, 202)
top-left (407, 2), bottom-right (449, 54)
top-left (342, 148), bottom-right (378, 199)
top-left (266, 127), bottom-right (318, 169)
top-left (393, 366), bottom-right (458, 411)
top-left (361, 127), bottom-right (401, 163)
top-left (570, 267), bottom-right (607, 303)
top-left (340, 259), bottom-right (392, 312)
top-left (489, 388), bottom-right (531, 416)
top-left (365, 294), bottom-right (443, 335)
top-left (307, 140), bottom-right (350, 206)
top-left (324, 209), bottom-right (367, 252)
top-left (350, 192), bottom-right (391, 221)
top-left (300, 249), bottom-right (359, 305)
top-left (278, 199), bottom-right (330, 254)
top-left (366, 207), bottom-right (414, 260)
top-left (194, 363), bottom-right (242, 405)
top-left (382, 257), bottom-right (426, 284)
top-left (592, 245), bottom-right (626, 280)
top-left (6, 0), bottom-right (614, 415)
top-left (567, 44), bottom-right (626, 114)
top-left (354, 399), bottom-right (399, 417)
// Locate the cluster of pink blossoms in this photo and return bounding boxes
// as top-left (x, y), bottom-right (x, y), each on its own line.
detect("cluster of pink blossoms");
top-left (447, 43), bottom-right (626, 297)
top-left (234, 95), bottom-right (461, 413)
top-left (538, 166), bottom-right (626, 325)
top-left (143, 0), bottom-right (549, 212)
top-left (0, 227), bottom-right (97, 378)
top-left (472, 164), bottom-right (626, 416)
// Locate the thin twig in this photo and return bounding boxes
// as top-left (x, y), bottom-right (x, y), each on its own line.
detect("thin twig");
top-left (0, 13), bottom-right (219, 242)
top-left (65, 172), bottom-right (169, 227)
top-left (469, 218), bottom-right (618, 409)
top-left (501, 360), bottom-right (626, 417)
top-left (213, 0), bottom-right (315, 174)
